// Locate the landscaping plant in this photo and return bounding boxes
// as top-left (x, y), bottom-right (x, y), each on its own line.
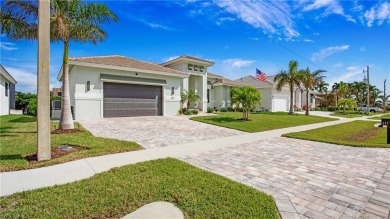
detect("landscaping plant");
top-left (230, 86), bottom-right (262, 120)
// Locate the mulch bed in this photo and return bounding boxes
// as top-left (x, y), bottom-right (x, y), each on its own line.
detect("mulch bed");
top-left (51, 129), bottom-right (83, 134)
top-left (25, 145), bottom-right (86, 162)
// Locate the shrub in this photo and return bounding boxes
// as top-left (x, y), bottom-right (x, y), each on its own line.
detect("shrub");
top-left (220, 107), bottom-right (227, 112)
top-left (27, 98), bottom-right (37, 116)
top-left (315, 107), bottom-right (321, 111)
top-left (327, 106), bottom-right (337, 111)
top-left (192, 109), bottom-right (199, 115)
top-left (227, 107), bottom-right (234, 112)
top-left (207, 107), bottom-right (214, 113)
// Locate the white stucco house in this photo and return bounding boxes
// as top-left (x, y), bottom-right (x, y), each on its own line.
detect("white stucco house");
top-left (236, 75), bottom-right (317, 112)
top-left (57, 55), bottom-right (245, 120)
top-left (0, 65), bottom-right (17, 116)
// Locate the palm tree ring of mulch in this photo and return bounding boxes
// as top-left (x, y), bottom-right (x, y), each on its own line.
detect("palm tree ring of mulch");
top-left (25, 145), bottom-right (87, 162)
top-left (51, 129), bottom-right (83, 134)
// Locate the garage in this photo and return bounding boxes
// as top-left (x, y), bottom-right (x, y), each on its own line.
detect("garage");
top-left (272, 98), bottom-right (287, 112)
top-left (103, 82), bottom-right (162, 117)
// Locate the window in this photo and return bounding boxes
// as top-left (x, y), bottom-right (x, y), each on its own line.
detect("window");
top-left (194, 65), bottom-right (199, 71)
top-left (5, 83), bottom-right (8, 97)
top-left (188, 64), bottom-right (193, 70)
top-left (199, 66), bottom-right (204, 72)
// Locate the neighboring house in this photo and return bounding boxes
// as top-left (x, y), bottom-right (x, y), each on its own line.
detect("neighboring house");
top-left (235, 75), bottom-right (316, 112)
top-left (52, 87), bottom-right (62, 96)
top-left (0, 65), bottom-right (17, 116)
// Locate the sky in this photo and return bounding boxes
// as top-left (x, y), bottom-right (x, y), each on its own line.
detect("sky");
top-left (0, 0), bottom-right (389, 94)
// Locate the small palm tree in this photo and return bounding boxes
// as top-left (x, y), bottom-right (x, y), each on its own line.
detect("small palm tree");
top-left (1, 0), bottom-right (118, 130)
top-left (299, 67), bottom-right (326, 115)
top-left (274, 60), bottom-right (301, 115)
top-left (181, 89), bottom-right (200, 110)
top-left (231, 86), bottom-right (262, 120)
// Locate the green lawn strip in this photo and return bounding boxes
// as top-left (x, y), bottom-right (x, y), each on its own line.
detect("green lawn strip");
top-left (283, 120), bottom-right (388, 148)
top-left (0, 158), bottom-right (279, 219)
top-left (0, 115), bottom-right (141, 172)
top-left (329, 112), bottom-right (365, 118)
top-left (367, 114), bottom-right (390, 120)
top-left (191, 112), bottom-right (337, 133)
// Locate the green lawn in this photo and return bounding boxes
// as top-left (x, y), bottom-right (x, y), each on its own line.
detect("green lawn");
top-left (191, 112), bottom-right (337, 132)
top-left (0, 158), bottom-right (279, 219)
top-left (330, 111), bottom-right (366, 118)
top-left (0, 115), bottom-right (141, 172)
top-left (368, 113), bottom-right (390, 120)
top-left (283, 120), bottom-right (389, 148)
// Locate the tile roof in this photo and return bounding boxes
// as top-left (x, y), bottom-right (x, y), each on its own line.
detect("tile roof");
top-left (162, 55), bottom-right (214, 66)
top-left (208, 72), bottom-right (247, 87)
top-left (235, 75), bottom-right (274, 88)
top-left (69, 55), bottom-right (188, 77)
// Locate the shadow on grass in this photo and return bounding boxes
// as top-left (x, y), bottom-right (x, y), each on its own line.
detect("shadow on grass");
top-left (202, 117), bottom-right (246, 123)
top-left (251, 112), bottom-right (290, 115)
top-left (8, 116), bottom-right (37, 123)
top-left (0, 154), bottom-right (25, 161)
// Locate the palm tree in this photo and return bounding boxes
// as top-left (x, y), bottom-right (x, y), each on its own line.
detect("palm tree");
top-left (1, 0), bottom-right (118, 130)
top-left (181, 89), bottom-right (200, 110)
top-left (315, 79), bottom-right (328, 107)
top-left (274, 60), bottom-right (301, 115)
top-left (299, 67), bottom-right (326, 115)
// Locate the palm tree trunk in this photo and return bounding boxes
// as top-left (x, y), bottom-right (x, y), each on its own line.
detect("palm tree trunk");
top-left (59, 41), bottom-right (74, 130)
top-left (305, 90), bottom-right (309, 115)
top-left (289, 83), bottom-right (294, 115)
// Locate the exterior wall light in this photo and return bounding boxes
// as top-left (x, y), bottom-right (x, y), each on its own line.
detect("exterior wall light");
top-left (171, 87), bottom-right (175, 95)
top-left (87, 81), bottom-right (90, 91)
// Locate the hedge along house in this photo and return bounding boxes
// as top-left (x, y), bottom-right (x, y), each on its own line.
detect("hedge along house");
top-left (57, 55), bottom-right (241, 120)
top-left (0, 65), bottom-right (17, 116)
top-left (236, 75), bottom-right (317, 112)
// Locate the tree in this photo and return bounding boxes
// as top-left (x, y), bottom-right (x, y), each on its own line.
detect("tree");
top-left (181, 89), bottom-right (200, 110)
top-left (378, 94), bottom-right (390, 111)
top-left (231, 86), bottom-right (262, 120)
top-left (338, 98), bottom-right (357, 115)
top-left (316, 80), bottom-right (329, 107)
top-left (299, 67), bottom-right (326, 115)
top-left (274, 60), bottom-right (301, 115)
top-left (1, 0), bottom-right (118, 130)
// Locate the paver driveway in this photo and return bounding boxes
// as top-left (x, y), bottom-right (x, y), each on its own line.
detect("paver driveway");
top-left (79, 116), bottom-right (244, 148)
top-left (182, 137), bottom-right (390, 219)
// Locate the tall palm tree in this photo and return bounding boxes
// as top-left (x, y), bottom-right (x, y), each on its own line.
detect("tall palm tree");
top-left (1, 0), bottom-right (118, 130)
top-left (315, 80), bottom-right (329, 107)
top-left (299, 67), bottom-right (326, 115)
top-left (274, 60), bottom-right (301, 115)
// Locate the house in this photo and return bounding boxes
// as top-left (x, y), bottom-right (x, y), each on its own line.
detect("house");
top-left (52, 87), bottom-right (62, 96)
top-left (235, 75), bottom-right (317, 112)
top-left (0, 65), bottom-right (17, 116)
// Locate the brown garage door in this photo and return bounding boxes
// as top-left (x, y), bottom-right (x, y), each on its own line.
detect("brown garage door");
top-left (103, 82), bottom-right (162, 117)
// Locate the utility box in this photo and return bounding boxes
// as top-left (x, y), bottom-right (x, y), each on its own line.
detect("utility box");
top-left (51, 100), bottom-right (61, 120)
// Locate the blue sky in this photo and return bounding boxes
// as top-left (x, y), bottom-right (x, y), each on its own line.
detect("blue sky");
top-left (1, 0), bottom-right (389, 93)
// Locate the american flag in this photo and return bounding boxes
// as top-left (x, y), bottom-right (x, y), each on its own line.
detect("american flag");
top-left (256, 68), bottom-right (267, 82)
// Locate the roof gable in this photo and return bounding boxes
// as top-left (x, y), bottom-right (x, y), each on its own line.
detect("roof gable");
top-left (0, 64), bottom-right (17, 84)
top-left (62, 55), bottom-right (189, 79)
top-left (235, 75), bottom-right (274, 88)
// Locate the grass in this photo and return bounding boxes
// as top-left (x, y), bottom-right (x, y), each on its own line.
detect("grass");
top-left (191, 112), bottom-right (337, 133)
top-left (0, 115), bottom-right (141, 172)
top-left (283, 120), bottom-right (389, 148)
top-left (0, 158), bottom-right (279, 219)
top-left (330, 111), bottom-right (366, 118)
top-left (368, 113), bottom-right (390, 120)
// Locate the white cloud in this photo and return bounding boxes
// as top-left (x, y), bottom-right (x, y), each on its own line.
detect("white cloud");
top-left (301, 0), bottom-right (355, 23)
top-left (360, 46), bottom-right (366, 52)
top-left (221, 58), bottom-right (255, 68)
top-left (311, 45), bottom-right (350, 61)
top-left (304, 39), bottom-right (314, 43)
top-left (214, 0), bottom-right (299, 39)
top-left (0, 42), bottom-right (17, 51)
top-left (216, 17), bottom-right (236, 25)
top-left (5, 67), bottom-right (36, 93)
top-left (248, 37), bottom-right (260, 41)
top-left (328, 65), bottom-right (364, 85)
top-left (313, 32), bottom-right (320, 36)
top-left (138, 19), bottom-right (175, 31)
top-left (364, 2), bottom-right (390, 27)
top-left (163, 56), bottom-right (179, 63)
